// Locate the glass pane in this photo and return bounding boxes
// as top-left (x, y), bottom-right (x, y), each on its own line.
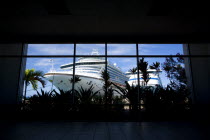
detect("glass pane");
top-left (107, 57), bottom-right (136, 86)
top-left (25, 57), bottom-right (73, 97)
top-left (76, 44), bottom-right (105, 55)
top-left (107, 44), bottom-right (136, 55)
top-left (75, 56), bottom-right (105, 104)
top-left (132, 57), bottom-right (190, 88)
top-left (27, 44), bottom-right (74, 55)
top-left (108, 57), bottom-right (138, 110)
top-left (138, 44), bottom-right (184, 55)
top-left (137, 57), bottom-right (192, 113)
top-left (138, 57), bottom-right (170, 87)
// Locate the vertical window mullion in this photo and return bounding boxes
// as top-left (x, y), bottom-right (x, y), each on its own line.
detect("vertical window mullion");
top-left (136, 43), bottom-right (140, 109)
top-left (72, 43), bottom-right (76, 104)
top-left (105, 43), bottom-right (108, 107)
top-left (17, 43), bottom-right (25, 104)
top-left (187, 44), bottom-right (196, 103)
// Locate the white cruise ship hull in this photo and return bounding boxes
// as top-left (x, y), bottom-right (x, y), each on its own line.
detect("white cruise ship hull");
top-left (44, 72), bottom-right (105, 95)
top-left (127, 72), bottom-right (162, 87)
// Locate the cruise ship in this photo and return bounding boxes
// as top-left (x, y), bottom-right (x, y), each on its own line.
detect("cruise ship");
top-left (126, 69), bottom-right (162, 87)
top-left (44, 50), bottom-right (129, 94)
top-left (44, 50), bottom-right (162, 94)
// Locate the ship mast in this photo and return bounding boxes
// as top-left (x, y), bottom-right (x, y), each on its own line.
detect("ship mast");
top-left (91, 49), bottom-right (99, 55)
top-left (50, 59), bottom-right (55, 72)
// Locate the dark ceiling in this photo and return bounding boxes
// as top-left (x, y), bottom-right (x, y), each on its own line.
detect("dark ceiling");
top-left (0, 0), bottom-right (209, 43)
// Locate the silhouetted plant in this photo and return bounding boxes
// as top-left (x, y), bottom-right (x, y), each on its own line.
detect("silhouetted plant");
top-left (106, 86), bottom-right (117, 104)
top-left (52, 89), bottom-right (78, 112)
top-left (113, 96), bottom-right (126, 104)
top-left (138, 58), bottom-right (150, 86)
top-left (92, 95), bottom-right (103, 104)
top-left (129, 67), bottom-right (137, 84)
top-left (143, 84), bottom-right (191, 113)
top-left (69, 75), bottom-right (81, 83)
top-left (162, 54), bottom-right (187, 88)
top-left (150, 62), bottom-right (160, 71)
top-left (28, 89), bottom-right (53, 112)
top-left (101, 69), bottom-right (115, 105)
top-left (74, 85), bottom-right (100, 112)
top-left (129, 67), bottom-right (137, 74)
top-left (23, 68), bottom-right (46, 105)
top-left (150, 62), bottom-right (161, 85)
top-left (75, 85), bottom-right (100, 105)
top-left (101, 69), bottom-right (110, 83)
top-left (112, 81), bottom-right (139, 111)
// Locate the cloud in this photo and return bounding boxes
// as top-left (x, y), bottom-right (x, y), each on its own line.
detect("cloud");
top-left (28, 44), bottom-right (74, 55)
top-left (120, 59), bottom-right (136, 63)
top-left (107, 44), bottom-right (136, 55)
top-left (76, 44), bottom-right (105, 55)
top-left (139, 44), bottom-right (158, 48)
top-left (95, 44), bottom-right (106, 47)
top-left (107, 44), bottom-right (159, 55)
top-left (34, 59), bottom-right (54, 66)
top-left (34, 58), bottom-right (70, 66)
top-left (32, 58), bottom-right (73, 74)
top-left (121, 64), bottom-right (136, 72)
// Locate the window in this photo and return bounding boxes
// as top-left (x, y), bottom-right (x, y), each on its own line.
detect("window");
top-left (21, 43), bottom-right (192, 115)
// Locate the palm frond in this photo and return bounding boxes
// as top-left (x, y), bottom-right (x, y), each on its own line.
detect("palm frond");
top-left (34, 76), bottom-right (46, 88)
top-left (30, 80), bottom-right (38, 90)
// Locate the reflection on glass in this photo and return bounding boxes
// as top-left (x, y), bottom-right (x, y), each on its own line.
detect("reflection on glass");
top-left (27, 44), bottom-right (74, 55)
top-left (138, 44), bottom-right (184, 55)
top-left (76, 44), bottom-right (105, 55)
top-left (107, 44), bottom-right (136, 55)
top-left (25, 58), bottom-right (73, 97)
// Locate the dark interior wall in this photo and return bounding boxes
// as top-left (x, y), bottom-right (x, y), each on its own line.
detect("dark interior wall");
top-left (184, 44), bottom-right (210, 121)
top-left (1, 16), bottom-right (209, 43)
top-left (0, 1), bottom-right (209, 43)
top-left (187, 44), bottom-right (210, 104)
top-left (0, 1), bottom-right (210, 114)
top-left (0, 44), bottom-right (25, 111)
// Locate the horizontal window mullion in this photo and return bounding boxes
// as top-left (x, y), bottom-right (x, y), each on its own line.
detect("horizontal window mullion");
top-left (1, 55), bottom-right (209, 57)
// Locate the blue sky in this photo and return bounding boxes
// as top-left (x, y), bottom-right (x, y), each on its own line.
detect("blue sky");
top-left (25, 44), bottom-right (183, 97)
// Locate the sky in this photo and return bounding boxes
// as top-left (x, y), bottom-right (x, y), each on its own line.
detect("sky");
top-left (25, 44), bottom-right (184, 97)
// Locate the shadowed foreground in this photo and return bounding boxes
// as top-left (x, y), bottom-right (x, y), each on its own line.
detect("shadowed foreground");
top-left (1, 121), bottom-right (209, 140)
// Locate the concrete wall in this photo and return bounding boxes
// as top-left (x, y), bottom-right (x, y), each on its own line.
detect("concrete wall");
top-left (0, 44), bottom-right (26, 112)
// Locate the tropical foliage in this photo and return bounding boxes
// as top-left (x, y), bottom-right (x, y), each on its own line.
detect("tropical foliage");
top-left (27, 89), bottom-right (53, 112)
top-left (162, 54), bottom-right (187, 88)
top-left (23, 68), bottom-right (46, 104)
top-left (112, 81), bottom-right (139, 111)
top-left (75, 85), bottom-right (99, 105)
top-left (138, 58), bottom-right (151, 86)
top-left (69, 75), bottom-right (81, 83)
top-left (23, 55), bottom-right (191, 115)
top-left (101, 69), bottom-right (117, 105)
top-left (53, 89), bottom-right (77, 112)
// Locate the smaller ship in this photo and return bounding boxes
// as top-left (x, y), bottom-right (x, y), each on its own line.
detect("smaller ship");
top-left (126, 69), bottom-right (162, 87)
